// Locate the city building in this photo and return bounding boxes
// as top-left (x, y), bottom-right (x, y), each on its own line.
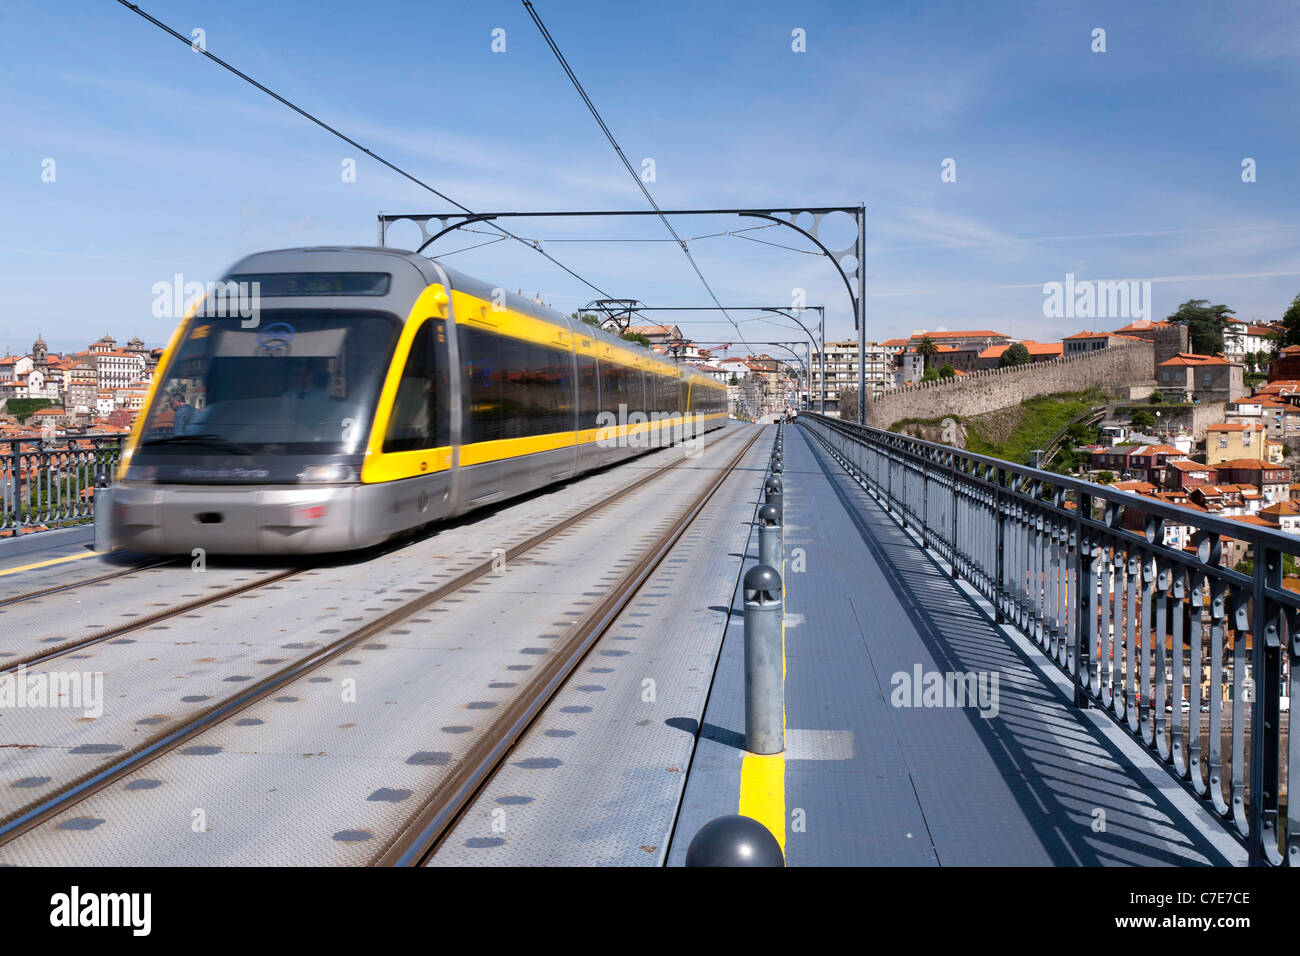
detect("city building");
top-left (1063, 331), bottom-right (1129, 356)
top-left (1205, 422), bottom-right (1268, 466)
top-left (1215, 459), bottom-right (1290, 503)
top-left (1163, 458), bottom-right (1219, 491)
top-left (975, 340), bottom-right (1063, 370)
top-left (1259, 499), bottom-right (1300, 533)
top-left (1125, 444), bottom-right (1183, 485)
top-left (807, 340), bottom-right (893, 414)
top-left (1221, 318), bottom-right (1277, 363)
top-left (1155, 353), bottom-right (1244, 403)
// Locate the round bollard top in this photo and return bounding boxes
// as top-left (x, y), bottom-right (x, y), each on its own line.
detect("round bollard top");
top-left (758, 503), bottom-right (780, 527)
top-left (772, 461), bottom-right (783, 474)
top-left (684, 815), bottom-right (784, 867)
top-left (763, 475), bottom-right (783, 494)
top-left (744, 563), bottom-right (782, 602)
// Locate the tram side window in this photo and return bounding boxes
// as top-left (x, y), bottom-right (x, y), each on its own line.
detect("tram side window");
top-left (634, 370), bottom-right (648, 414)
top-left (576, 353), bottom-right (599, 429)
top-left (498, 335), bottom-right (530, 440)
top-left (460, 326), bottom-right (503, 444)
top-left (598, 360), bottom-right (621, 417)
top-left (382, 320), bottom-right (450, 453)
top-left (529, 341), bottom-right (573, 435)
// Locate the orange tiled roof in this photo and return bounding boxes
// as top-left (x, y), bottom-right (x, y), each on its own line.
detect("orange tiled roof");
top-left (911, 330), bottom-right (1006, 340)
top-left (1218, 458), bottom-right (1282, 471)
top-left (1026, 341), bottom-right (1063, 356)
top-left (1159, 352), bottom-right (1229, 367)
top-left (1232, 514), bottom-right (1276, 526)
top-left (1113, 480), bottom-right (1157, 494)
top-left (1113, 319), bottom-right (1173, 332)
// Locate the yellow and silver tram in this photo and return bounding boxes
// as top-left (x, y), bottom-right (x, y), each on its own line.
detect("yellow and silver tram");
top-left (106, 246), bottom-right (728, 555)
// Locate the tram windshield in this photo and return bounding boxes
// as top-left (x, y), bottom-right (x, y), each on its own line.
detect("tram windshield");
top-left (139, 310), bottom-right (401, 455)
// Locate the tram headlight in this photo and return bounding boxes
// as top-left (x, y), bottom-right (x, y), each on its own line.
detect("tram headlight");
top-left (298, 464), bottom-right (358, 483)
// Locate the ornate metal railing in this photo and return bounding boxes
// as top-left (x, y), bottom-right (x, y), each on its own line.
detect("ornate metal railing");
top-left (0, 437), bottom-right (125, 537)
top-left (800, 412), bottom-right (1295, 866)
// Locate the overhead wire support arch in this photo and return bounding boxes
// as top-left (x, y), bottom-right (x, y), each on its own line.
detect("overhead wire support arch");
top-left (383, 206), bottom-right (866, 419)
top-left (549, 304), bottom-right (827, 414)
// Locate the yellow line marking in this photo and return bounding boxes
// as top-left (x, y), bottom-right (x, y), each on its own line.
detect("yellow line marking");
top-left (0, 550), bottom-right (99, 577)
top-left (739, 753), bottom-right (786, 856)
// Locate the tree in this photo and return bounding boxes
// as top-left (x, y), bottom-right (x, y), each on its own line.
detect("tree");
top-left (7, 398), bottom-right (55, 422)
top-left (621, 331), bottom-right (651, 347)
top-left (1279, 293), bottom-right (1300, 347)
top-left (938, 363), bottom-right (956, 379)
top-left (1130, 409), bottom-right (1156, 430)
top-left (915, 336), bottom-right (938, 370)
top-left (1097, 471), bottom-right (1115, 485)
top-left (922, 366), bottom-right (939, 382)
top-left (1166, 299), bottom-right (1236, 354)
top-left (727, 373), bottom-right (739, 386)
top-left (1067, 421), bottom-right (1097, 444)
top-left (999, 342), bottom-right (1031, 367)
top-left (1148, 390), bottom-right (1163, 404)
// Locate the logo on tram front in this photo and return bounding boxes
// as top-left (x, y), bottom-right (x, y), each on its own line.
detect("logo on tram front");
top-left (256, 322), bottom-right (296, 356)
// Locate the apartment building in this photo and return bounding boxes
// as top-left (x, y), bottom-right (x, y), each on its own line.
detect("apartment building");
top-left (808, 340), bottom-right (893, 414)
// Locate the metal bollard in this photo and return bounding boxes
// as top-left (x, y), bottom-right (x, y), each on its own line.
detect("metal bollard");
top-left (744, 563), bottom-right (784, 755)
top-left (758, 503), bottom-right (781, 570)
top-left (685, 814), bottom-right (784, 867)
top-left (763, 475), bottom-right (783, 518)
top-left (92, 486), bottom-right (114, 553)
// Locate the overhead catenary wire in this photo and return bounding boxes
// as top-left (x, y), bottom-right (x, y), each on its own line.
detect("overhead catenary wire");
top-left (449, 223), bottom-right (787, 245)
top-left (521, 0), bottom-right (759, 356)
top-left (113, 0), bottom-right (661, 324)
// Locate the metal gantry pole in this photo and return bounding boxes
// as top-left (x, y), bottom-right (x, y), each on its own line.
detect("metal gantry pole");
top-left (857, 202), bottom-right (866, 425)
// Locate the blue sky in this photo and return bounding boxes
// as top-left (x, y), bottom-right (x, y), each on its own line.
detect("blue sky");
top-left (1, 0), bottom-right (1297, 357)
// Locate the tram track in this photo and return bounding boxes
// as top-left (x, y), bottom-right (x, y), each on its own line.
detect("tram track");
top-left (0, 557), bottom-right (178, 610)
top-left (381, 425), bottom-right (762, 866)
top-left (0, 566), bottom-right (303, 677)
top-left (0, 425), bottom-right (756, 852)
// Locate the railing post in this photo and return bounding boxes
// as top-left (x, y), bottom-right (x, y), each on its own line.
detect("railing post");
top-left (949, 455), bottom-right (959, 580)
top-left (994, 467), bottom-right (1006, 624)
top-left (1249, 542), bottom-right (1282, 865)
top-left (1073, 491), bottom-right (1092, 707)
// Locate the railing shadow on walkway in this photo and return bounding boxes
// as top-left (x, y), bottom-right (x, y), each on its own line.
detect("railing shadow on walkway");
top-left (804, 429), bottom-right (1237, 866)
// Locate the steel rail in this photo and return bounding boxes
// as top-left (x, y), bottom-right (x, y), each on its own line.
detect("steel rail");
top-left (377, 426), bottom-right (764, 866)
top-left (0, 557), bottom-right (177, 611)
top-left (0, 565), bottom-right (301, 678)
top-left (0, 425), bottom-right (751, 851)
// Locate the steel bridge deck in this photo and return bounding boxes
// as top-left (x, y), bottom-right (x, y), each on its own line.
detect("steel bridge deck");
top-left (668, 424), bottom-right (1244, 866)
